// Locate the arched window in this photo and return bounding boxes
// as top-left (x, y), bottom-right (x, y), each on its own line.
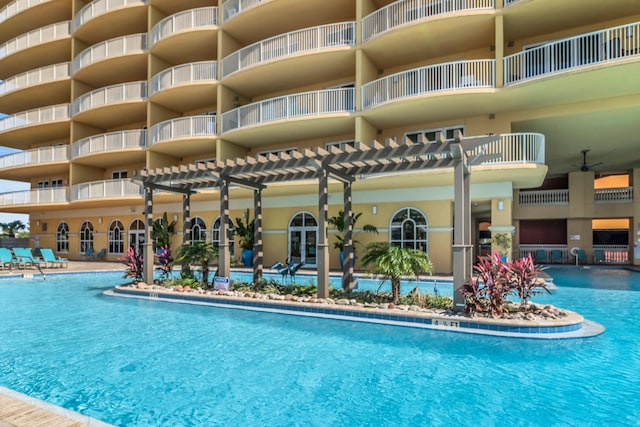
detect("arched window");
top-left (389, 207), bottom-right (428, 253)
top-left (108, 220), bottom-right (124, 254)
top-left (56, 222), bottom-right (69, 253)
top-left (188, 216), bottom-right (207, 242)
top-left (129, 219), bottom-right (145, 253)
top-left (288, 212), bottom-right (318, 267)
top-left (79, 221), bottom-right (94, 255)
top-left (211, 216), bottom-right (234, 254)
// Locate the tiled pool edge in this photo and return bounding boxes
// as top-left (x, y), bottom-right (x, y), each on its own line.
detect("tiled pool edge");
top-left (108, 287), bottom-right (604, 340)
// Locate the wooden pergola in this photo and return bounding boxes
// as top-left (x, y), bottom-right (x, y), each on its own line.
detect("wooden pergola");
top-left (136, 130), bottom-right (500, 310)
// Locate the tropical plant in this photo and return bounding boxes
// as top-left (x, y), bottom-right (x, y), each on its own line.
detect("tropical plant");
top-left (155, 244), bottom-right (173, 281)
top-left (505, 253), bottom-right (550, 309)
top-left (176, 241), bottom-right (219, 284)
top-left (328, 210), bottom-right (378, 250)
top-left (360, 242), bottom-right (433, 303)
top-left (234, 208), bottom-right (255, 250)
top-left (491, 232), bottom-right (512, 258)
top-left (122, 246), bottom-right (144, 282)
top-left (152, 212), bottom-right (177, 250)
top-left (0, 220), bottom-right (27, 238)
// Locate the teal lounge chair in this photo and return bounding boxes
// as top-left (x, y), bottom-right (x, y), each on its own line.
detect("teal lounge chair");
top-left (550, 249), bottom-right (563, 264)
top-left (576, 249), bottom-right (588, 265)
top-left (593, 249), bottom-right (606, 264)
top-left (96, 248), bottom-right (106, 260)
top-left (84, 247), bottom-right (95, 259)
top-left (40, 248), bottom-right (68, 268)
top-left (13, 247), bottom-right (46, 268)
top-left (534, 249), bottom-right (547, 264)
top-left (0, 247), bottom-right (20, 269)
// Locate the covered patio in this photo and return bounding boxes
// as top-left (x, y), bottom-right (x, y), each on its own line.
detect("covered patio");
top-left (136, 131), bottom-right (500, 310)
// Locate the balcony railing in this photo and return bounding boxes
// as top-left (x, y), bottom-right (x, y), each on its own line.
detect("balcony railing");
top-left (469, 132), bottom-right (545, 166)
top-left (594, 186), bottom-right (633, 203)
top-left (72, 81), bottom-right (146, 115)
top-left (149, 61), bottom-right (217, 96)
top-left (0, 0), bottom-right (47, 24)
top-left (0, 187), bottom-right (69, 206)
top-left (505, 21), bottom-right (640, 85)
top-left (72, 178), bottom-right (143, 201)
top-left (150, 116), bottom-right (217, 145)
top-left (362, 0), bottom-right (494, 42)
top-left (0, 104), bottom-right (69, 132)
top-left (75, 0), bottom-right (147, 31)
top-left (221, 0), bottom-right (263, 22)
top-left (0, 62), bottom-right (70, 96)
top-left (519, 244), bottom-right (568, 263)
top-left (222, 22), bottom-right (355, 77)
top-left (519, 189), bottom-right (569, 206)
top-left (221, 88), bottom-right (355, 132)
top-left (74, 34), bottom-right (147, 72)
top-left (150, 7), bottom-right (217, 47)
top-left (73, 129), bottom-right (146, 158)
top-left (593, 245), bottom-right (630, 264)
top-left (0, 145), bottom-right (69, 169)
top-left (362, 59), bottom-right (495, 109)
top-left (0, 21), bottom-right (71, 60)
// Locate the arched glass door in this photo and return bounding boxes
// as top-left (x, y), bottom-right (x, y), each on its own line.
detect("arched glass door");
top-left (128, 219), bottom-right (145, 253)
top-left (288, 212), bottom-right (318, 267)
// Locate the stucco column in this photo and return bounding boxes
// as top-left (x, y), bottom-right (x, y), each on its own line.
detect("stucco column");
top-left (219, 178), bottom-right (230, 278)
top-left (342, 180), bottom-right (354, 290)
top-left (182, 194), bottom-right (191, 245)
top-left (452, 150), bottom-right (471, 312)
top-left (317, 170), bottom-right (330, 298)
top-left (143, 186), bottom-right (154, 284)
top-left (253, 188), bottom-right (263, 283)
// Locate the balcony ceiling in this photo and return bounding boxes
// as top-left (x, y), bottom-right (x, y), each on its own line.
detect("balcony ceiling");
top-left (0, 162), bottom-right (68, 181)
top-left (0, 0), bottom-right (71, 43)
top-left (73, 5), bottom-right (147, 45)
top-left (149, 137), bottom-right (217, 158)
top-left (223, 50), bottom-right (355, 98)
top-left (72, 149), bottom-right (146, 168)
top-left (73, 54), bottom-right (147, 88)
top-left (363, 13), bottom-right (495, 70)
top-left (0, 39), bottom-right (71, 79)
top-left (503, 0), bottom-right (640, 41)
top-left (150, 29), bottom-right (218, 65)
top-left (0, 79), bottom-right (71, 114)
top-left (223, 0), bottom-right (354, 45)
top-left (0, 121), bottom-right (69, 150)
top-left (73, 102), bottom-right (146, 129)
top-left (150, 83), bottom-right (218, 112)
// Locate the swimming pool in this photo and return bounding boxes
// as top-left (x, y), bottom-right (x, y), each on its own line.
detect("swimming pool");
top-left (1, 267), bottom-right (638, 426)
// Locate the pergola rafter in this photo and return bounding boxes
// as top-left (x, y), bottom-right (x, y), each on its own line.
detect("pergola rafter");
top-left (136, 131), bottom-right (500, 307)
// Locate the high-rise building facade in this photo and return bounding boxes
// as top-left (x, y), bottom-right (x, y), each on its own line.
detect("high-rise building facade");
top-left (1, 0), bottom-right (639, 271)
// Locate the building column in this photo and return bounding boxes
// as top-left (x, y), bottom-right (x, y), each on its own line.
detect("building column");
top-left (143, 186), bottom-right (154, 284)
top-left (317, 170), bottom-right (330, 298)
top-left (182, 194), bottom-right (191, 245)
top-left (452, 151), bottom-right (471, 312)
top-left (219, 178), bottom-right (230, 278)
top-left (253, 188), bottom-right (263, 283)
top-left (342, 180), bottom-right (355, 291)
top-left (632, 168), bottom-right (640, 265)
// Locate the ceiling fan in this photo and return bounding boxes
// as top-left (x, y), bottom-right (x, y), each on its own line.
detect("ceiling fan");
top-left (573, 149), bottom-right (603, 172)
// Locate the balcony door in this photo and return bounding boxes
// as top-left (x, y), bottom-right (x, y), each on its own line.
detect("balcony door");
top-left (288, 212), bottom-right (317, 267)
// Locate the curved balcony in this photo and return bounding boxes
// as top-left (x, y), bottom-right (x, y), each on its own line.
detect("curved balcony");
top-left (0, 21), bottom-right (71, 77)
top-left (149, 115), bottom-right (216, 157)
top-left (150, 7), bottom-right (217, 64)
top-left (362, 0), bottom-right (494, 42)
top-left (504, 22), bottom-right (640, 86)
top-left (221, 88), bottom-right (355, 144)
top-left (0, 145), bottom-right (69, 180)
top-left (73, 0), bottom-right (147, 44)
top-left (0, 62), bottom-right (71, 112)
top-left (0, 0), bottom-right (70, 42)
top-left (72, 81), bottom-right (147, 128)
top-left (72, 129), bottom-right (146, 166)
top-left (222, 22), bottom-right (355, 78)
top-left (0, 187), bottom-right (69, 207)
top-left (472, 133), bottom-right (545, 166)
top-left (0, 104), bottom-right (70, 146)
top-left (72, 178), bottom-right (143, 202)
top-left (149, 61), bottom-right (217, 111)
top-left (221, 0), bottom-right (262, 23)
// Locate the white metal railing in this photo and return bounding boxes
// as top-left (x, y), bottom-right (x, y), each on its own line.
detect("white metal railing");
top-left (505, 21), bottom-right (640, 85)
top-left (594, 186), bottom-right (633, 203)
top-left (73, 129), bottom-right (146, 158)
top-left (74, 34), bottom-right (147, 72)
top-left (470, 132), bottom-right (545, 166)
top-left (150, 116), bottom-right (217, 145)
top-left (362, 0), bottom-right (494, 42)
top-left (0, 62), bottom-right (70, 96)
top-left (519, 244), bottom-right (568, 263)
top-left (72, 178), bottom-right (143, 201)
top-left (75, 0), bottom-right (147, 31)
top-left (0, 21), bottom-right (71, 59)
top-left (149, 61), bottom-right (217, 96)
top-left (519, 189), bottom-right (569, 206)
top-left (72, 81), bottom-right (146, 115)
top-left (221, 0), bottom-right (263, 22)
top-left (362, 60), bottom-right (495, 109)
top-left (593, 245), bottom-right (629, 264)
top-left (221, 88), bottom-right (355, 132)
top-left (0, 0), bottom-right (47, 24)
top-left (150, 7), bottom-right (217, 47)
top-left (0, 145), bottom-right (69, 169)
top-left (0, 187), bottom-right (69, 206)
top-left (222, 22), bottom-right (355, 77)
top-left (504, 0), bottom-right (521, 5)
top-left (0, 104), bottom-right (69, 132)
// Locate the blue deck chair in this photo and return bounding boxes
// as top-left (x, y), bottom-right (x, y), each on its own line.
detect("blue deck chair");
top-left (593, 249), bottom-right (606, 264)
top-left (0, 247), bottom-right (20, 269)
top-left (84, 247), bottom-right (95, 259)
top-left (40, 248), bottom-right (68, 268)
top-left (550, 249), bottom-right (563, 264)
top-left (576, 249), bottom-right (588, 265)
top-left (13, 247), bottom-right (46, 268)
top-left (534, 249), bottom-right (548, 264)
top-left (96, 248), bottom-right (106, 260)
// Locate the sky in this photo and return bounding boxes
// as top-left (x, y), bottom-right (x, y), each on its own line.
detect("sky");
top-left (0, 146), bottom-right (30, 227)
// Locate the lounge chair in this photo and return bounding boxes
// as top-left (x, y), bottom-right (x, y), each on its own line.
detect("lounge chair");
top-left (593, 249), bottom-right (606, 264)
top-left (13, 247), bottom-right (46, 268)
top-left (40, 248), bottom-right (68, 268)
top-left (534, 249), bottom-right (548, 264)
top-left (0, 247), bottom-right (20, 269)
top-left (550, 249), bottom-right (563, 264)
top-left (576, 249), bottom-right (588, 265)
top-left (96, 248), bottom-right (106, 260)
top-left (84, 247), bottom-right (95, 259)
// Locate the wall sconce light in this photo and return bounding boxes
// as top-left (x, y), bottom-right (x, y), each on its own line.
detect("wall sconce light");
top-left (497, 200), bottom-right (504, 211)
top-left (130, 207), bottom-right (136, 213)
top-left (372, 206), bottom-right (378, 215)
top-left (36, 220), bottom-right (40, 226)
top-left (98, 217), bottom-right (103, 224)
top-left (173, 214), bottom-right (179, 222)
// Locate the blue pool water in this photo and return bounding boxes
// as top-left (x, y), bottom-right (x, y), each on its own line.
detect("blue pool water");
top-left (1, 267), bottom-right (639, 426)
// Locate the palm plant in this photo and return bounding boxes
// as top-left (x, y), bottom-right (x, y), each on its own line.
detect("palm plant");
top-left (176, 241), bottom-right (219, 284)
top-left (328, 210), bottom-right (378, 250)
top-left (152, 212), bottom-right (177, 250)
top-left (234, 208), bottom-right (254, 250)
top-left (360, 242), bottom-right (433, 303)
top-left (0, 220), bottom-right (27, 238)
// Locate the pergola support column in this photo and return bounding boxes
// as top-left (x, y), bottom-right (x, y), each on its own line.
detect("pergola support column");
top-left (317, 170), bottom-right (330, 298)
top-left (182, 194), bottom-right (191, 245)
top-left (342, 180), bottom-right (354, 290)
top-left (452, 150), bottom-right (472, 312)
top-left (253, 188), bottom-right (263, 283)
top-left (143, 186), bottom-right (154, 284)
top-left (219, 178), bottom-right (230, 278)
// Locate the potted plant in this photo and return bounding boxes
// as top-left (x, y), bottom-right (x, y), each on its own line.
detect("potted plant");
top-left (491, 232), bottom-right (512, 262)
top-left (328, 210), bottom-right (378, 268)
top-left (234, 208), bottom-right (255, 267)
